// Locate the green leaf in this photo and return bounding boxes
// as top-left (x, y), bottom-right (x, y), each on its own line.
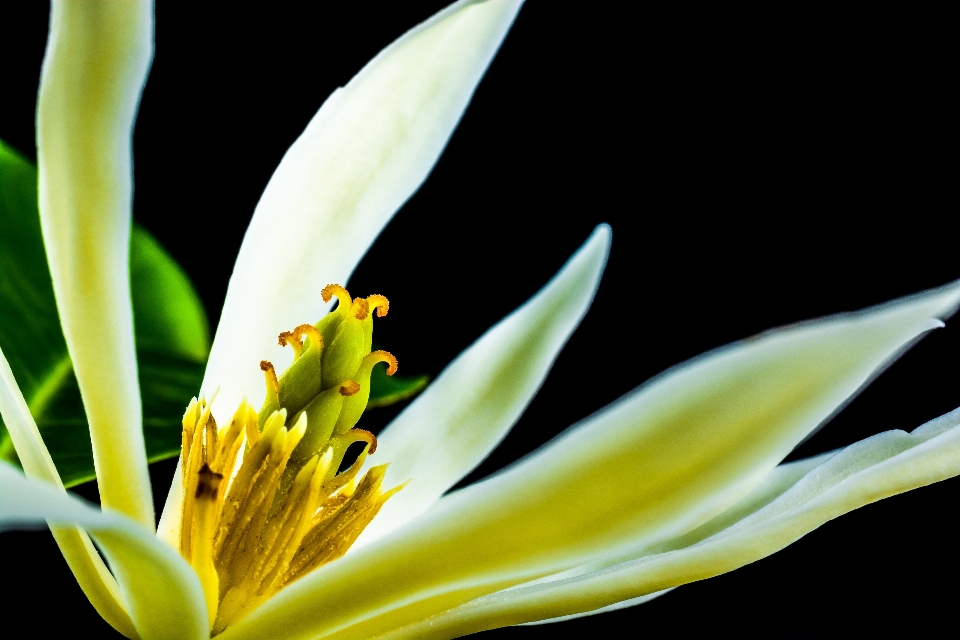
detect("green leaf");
top-left (368, 364), bottom-right (429, 409)
top-left (131, 226), bottom-right (210, 361)
top-left (0, 139), bottom-right (209, 486)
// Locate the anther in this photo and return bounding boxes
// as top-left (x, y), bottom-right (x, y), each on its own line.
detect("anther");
top-left (367, 294), bottom-right (390, 318)
top-left (339, 380), bottom-right (361, 396)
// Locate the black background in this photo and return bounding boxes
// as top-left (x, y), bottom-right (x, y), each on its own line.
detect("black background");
top-left (1, 2), bottom-right (957, 638)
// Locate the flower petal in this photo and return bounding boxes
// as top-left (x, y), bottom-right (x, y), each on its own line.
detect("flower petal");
top-left (201, 0), bottom-right (526, 422)
top-left (0, 343), bottom-right (137, 637)
top-left (220, 282), bottom-right (960, 640)
top-left (379, 452), bottom-right (835, 636)
top-left (37, 0), bottom-right (154, 526)
top-left (358, 225), bottom-right (610, 545)
top-left (380, 408), bottom-right (960, 636)
top-left (0, 463), bottom-right (208, 640)
top-left (505, 449), bottom-right (837, 597)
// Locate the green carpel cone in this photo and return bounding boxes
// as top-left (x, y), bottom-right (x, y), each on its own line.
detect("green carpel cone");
top-left (262, 284), bottom-right (396, 484)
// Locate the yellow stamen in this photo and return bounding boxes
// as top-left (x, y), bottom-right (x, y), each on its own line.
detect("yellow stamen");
top-left (179, 403), bottom-right (395, 632)
top-left (193, 464), bottom-right (223, 626)
top-left (284, 465), bottom-right (399, 583)
top-left (179, 293), bottom-right (405, 632)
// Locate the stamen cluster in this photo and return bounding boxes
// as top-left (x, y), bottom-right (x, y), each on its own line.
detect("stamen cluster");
top-left (177, 285), bottom-right (402, 633)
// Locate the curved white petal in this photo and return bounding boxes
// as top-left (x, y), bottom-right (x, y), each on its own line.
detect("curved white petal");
top-left (498, 448), bottom-right (837, 594)
top-left (0, 344), bottom-right (137, 637)
top-left (203, 0), bottom-right (525, 421)
top-left (37, 0), bottom-right (154, 527)
top-left (380, 407), bottom-right (960, 637)
top-left (0, 464), bottom-right (208, 640)
top-left (563, 449), bottom-right (838, 576)
top-left (359, 225), bottom-right (610, 545)
top-left (220, 282), bottom-right (960, 640)
top-left (381, 452), bottom-right (835, 636)
top-left (381, 451), bottom-right (833, 634)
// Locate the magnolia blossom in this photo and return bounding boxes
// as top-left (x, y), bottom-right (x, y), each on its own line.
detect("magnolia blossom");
top-left (2, 2), bottom-right (960, 639)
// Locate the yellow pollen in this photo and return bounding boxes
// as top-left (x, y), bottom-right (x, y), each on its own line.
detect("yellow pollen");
top-left (179, 395), bottom-right (396, 633)
top-left (367, 294), bottom-right (390, 317)
top-left (293, 324), bottom-right (322, 350)
top-left (178, 400), bottom-right (397, 633)
top-left (367, 350), bottom-right (398, 376)
top-left (277, 331), bottom-right (298, 347)
top-left (339, 380), bottom-right (361, 396)
top-left (321, 283), bottom-right (352, 310)
top-left (278, 324), bottom-right (323, 360)
top-left (352, 297), bottom-right (370, 320)
top-left (276, 331), bottom-right (302, 358)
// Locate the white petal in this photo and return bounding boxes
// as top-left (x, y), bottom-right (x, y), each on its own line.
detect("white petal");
top-left (202, 0), bottom-right (525, 422)
top-left (382, 408), bottom-right (960, 636)
top-left (381, 452), bottom-right (834, 636)
top-left (500, 449), bottom-right (836, 593)
top-left (0, 344), bottom-right (136, 637)
top-left (0, 463), bottom-right (208, 640)
top-left (358, 225), bottom-right (610, 545)
top-left (220, 282), bottom-right (960, 640)
top-left (37, 0), bottom-right (154, 526)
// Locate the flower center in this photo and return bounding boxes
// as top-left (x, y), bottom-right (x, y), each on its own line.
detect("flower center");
top-left (177, 285), bottom-right (403, 634)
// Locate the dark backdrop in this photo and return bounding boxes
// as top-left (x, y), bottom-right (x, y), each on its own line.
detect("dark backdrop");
top-left (1, 2), bottom-right (956, 637)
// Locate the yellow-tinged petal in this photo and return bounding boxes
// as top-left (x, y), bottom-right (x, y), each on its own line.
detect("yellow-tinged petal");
top-left (381, 408), bottom-right (960, 636)
top-left (220, 282), bottom-right (960, 640)
top-left (37, 0), bottom-right (154, 527)
top-left (0, 463), bottom-right (208, 640)
top-left (200, 0), bottom-right (525, 424)
top-left (359, 225), bottom-right (609, 546)
top-left (382, 452), bottom-right (836, 635)
top-left (0, 344), bottom-right (137, 638)
top-left (506, 449), bottom-right (838, 608)
top-left (428, 455), bottom-right (837, 631)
